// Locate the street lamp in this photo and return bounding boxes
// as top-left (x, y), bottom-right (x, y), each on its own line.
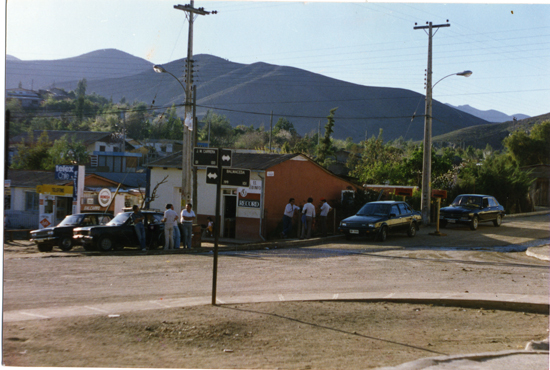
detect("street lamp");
top-left (421, 70), bottom-right (472, 225)
top-left (153, 64), bottom-right (191, 213)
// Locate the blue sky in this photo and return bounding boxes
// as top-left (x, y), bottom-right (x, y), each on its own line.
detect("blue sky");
top-left (5, 0), bottom-right (550, 117)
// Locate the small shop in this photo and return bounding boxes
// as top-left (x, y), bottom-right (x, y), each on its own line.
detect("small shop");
top-left (36, 184), bottom-right (74, 228)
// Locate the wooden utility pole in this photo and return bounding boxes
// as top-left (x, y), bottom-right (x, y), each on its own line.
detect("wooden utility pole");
top-left (414, 21), bottom-right (450, 225)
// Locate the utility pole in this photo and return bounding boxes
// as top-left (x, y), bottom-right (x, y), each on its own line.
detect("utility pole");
top-left (174, 2), bottom-right (216, 210)
top-left (414, 21), bottom-right (450, 225)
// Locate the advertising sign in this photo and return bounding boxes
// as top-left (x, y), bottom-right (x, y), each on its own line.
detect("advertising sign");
top-left (238, 190), bottom-right (261, 208)
top-left (55, 165), bottom-right (78, 180)
top-left (98, 188), bottom-right (112, 207)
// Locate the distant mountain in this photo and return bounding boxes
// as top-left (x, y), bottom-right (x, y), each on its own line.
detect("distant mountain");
top-left (6, 55), bottom-right (20, 62)
top-left (6, 50), bottom-right (491, 142)
top-left (431, 112), bottom-right (550, 149)
top-left (6, 49), bottom-right (153, 90)
top-left (445, 104), bottom-right (530, 123)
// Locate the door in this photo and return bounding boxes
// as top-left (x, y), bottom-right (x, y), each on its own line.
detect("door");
top-left (223, 195), bottom-right (237, 238)
top-left (387, 204), bottom-right (402, 231)
top-left (55, 197), bottom-right (72, 225)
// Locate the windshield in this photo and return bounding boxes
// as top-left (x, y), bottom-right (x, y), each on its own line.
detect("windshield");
top-left (451, 195), bottom-right (482, 208)
top-left (58, 214), bottom-right (84, 227)
top-left (357, 203), bottom-right (391, 216)
top-left (107, 212), bottom-right (131, 226)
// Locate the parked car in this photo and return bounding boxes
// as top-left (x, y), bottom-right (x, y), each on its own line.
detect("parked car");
top-left (339, 201), bottom-right (422, 242)
top-left (439, 194), bottom-right (505, 230)
top-left (73, 210), bottom-right (165, 252)
top-left (30, 213), bottom-right (113, 252)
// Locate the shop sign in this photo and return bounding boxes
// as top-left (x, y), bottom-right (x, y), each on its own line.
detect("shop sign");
top-left (36, 184), bottom-right (73, 196)
top-left (238, 191), bottom-right (261, 208)
top-left (98, 188), bottom-right (112, 207)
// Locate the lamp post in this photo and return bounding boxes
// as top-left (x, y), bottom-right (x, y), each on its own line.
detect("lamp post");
top-left (421, 70), bottom-right (472, 225)
top-left (153, 64), bottom-right (190, 213)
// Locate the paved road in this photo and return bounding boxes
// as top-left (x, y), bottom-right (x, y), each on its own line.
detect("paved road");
top-left (3, 214), bottom-right (549, 321)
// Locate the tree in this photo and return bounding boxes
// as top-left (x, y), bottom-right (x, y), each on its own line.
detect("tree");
top-left (504, 121), bottom-right (550, 166)
top-left (316, 108), bottom-right (337, 167)
top-left (198, 110), bottom-right (235, 147)
top-left (44, 135), bottom-right (89, 170)
top-left (11, 131), bottom-right (51, 170)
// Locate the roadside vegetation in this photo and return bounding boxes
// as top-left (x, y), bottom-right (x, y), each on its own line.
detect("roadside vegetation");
top-left (7, 80), bottom-right (549, 214)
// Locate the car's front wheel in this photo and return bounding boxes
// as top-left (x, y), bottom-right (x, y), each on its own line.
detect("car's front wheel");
top-left (493, 214), bottom-right (502, 227)
top-left (98, 236), bottom-right (115, 252)
top-left (58, 237), bottom-right (73, 251)
top-left (407, 222), bottom-right (417, 237)
top-left (470, 216), bottom-right (479, 230)
top-left (378, 226), bottom-right (388, 242)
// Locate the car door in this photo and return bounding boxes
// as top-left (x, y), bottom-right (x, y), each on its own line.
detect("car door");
top-left (398, 203), bottom-right (413, 231)
top-left (387, 204), bottom-right (402, 232)
top-left (485, 197), bottom-right (499, 220)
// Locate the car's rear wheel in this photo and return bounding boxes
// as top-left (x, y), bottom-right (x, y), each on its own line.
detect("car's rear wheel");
top-left (378, 226), bottom-right (388, 242)
top-left (37, 243), bottom-right (54, 252)
top-left (470, 216), bottom-right (479, 230)
top-left (493, 214), bottom-right (502, 227)
top-left (407, 222), bottom-right (417, 237)
top-left (98, 236), bottom-right (115, 252)
top-left (58, 237), bottom-right (73, 251)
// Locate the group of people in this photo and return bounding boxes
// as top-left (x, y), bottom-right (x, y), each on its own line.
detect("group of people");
top-left (130, 203), bottom-right (197, 252)
top-left (281, 197), bottom-right (332, 239)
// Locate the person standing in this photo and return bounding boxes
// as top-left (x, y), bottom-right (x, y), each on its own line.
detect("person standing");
top-left (281, 198), bottom-right (300, 238)
top-left (171, 204), bottom-right (181, 249)
top-left (319, 198), bottom-right (332, 237)
top-left (301, 197), bottom-right (315, 239)
top-left (180, 203), bottom-right (196, 249)
top-left (131, 205), bottom-right (147, 252)
top-left (162, 204), bottom-right (178, 250)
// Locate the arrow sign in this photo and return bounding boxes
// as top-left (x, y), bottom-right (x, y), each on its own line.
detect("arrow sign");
top-left (206, 167), bottom-right (219, 185)
top-left (220, 149), bottom-right (232, 167)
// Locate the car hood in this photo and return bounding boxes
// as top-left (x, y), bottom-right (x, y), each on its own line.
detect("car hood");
top-left (440, 205), bottom-right (475, 213)
top-left (342, 214), bottom-right (386, 224)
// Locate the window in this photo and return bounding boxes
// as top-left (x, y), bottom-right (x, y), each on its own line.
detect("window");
top-left (489, 197), bottom-right (498, 207)
top-left (390, 205), bottom-right (400, 216)
top-left (397, 203), bottom-right (411, 215)
top-left (25, 192), bottom-right (39, 211)
top-left (4, 193), bottom-right (11, 210)
top-left (99, 145), bottom-right (106, 152)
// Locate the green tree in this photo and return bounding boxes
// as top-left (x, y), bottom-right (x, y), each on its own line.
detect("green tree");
top-left (198, 110), bottom-right (235, 147)
top-left (44, 135), bottom-right (89, 170)
top-left (11, 131), bottom-right (51, 170)
top-left (504, 121), bottom-right (550, 166)
top-left (316, 108), bottom-right (337, 167)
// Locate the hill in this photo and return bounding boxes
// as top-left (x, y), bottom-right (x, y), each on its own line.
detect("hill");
top-left (6, 49), bottom-right (153, 90)
top-left (431, 112), bottom-right (550, 149)
top-left (446, 104), bottom-right (530, 123)
top-left (6, 50), bottom-right (491, 142)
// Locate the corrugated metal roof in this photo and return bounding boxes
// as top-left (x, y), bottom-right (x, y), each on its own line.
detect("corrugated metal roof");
top-left (10, 130), bottom-right (116, 146)
top-left (145, 151), bottom-right (300, 170)
top-left (91, 172), bottom-right (148, 188)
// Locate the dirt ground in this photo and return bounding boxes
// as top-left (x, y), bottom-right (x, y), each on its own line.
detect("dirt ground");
top-left (3, 300), bottom-right (548, 369)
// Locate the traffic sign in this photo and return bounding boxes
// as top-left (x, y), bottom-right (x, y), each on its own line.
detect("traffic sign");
top-left (194, 148), bottom-right (218, 166)
top-left (206, 167), bottom-right (219, 185)
top-left (220, 149), bottom-right (232, 167)
top-left (222, 168), bottom-right (250, 187)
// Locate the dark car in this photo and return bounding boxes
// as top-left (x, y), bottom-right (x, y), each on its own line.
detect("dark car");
top-left (30, 213), bottom-right (113, 252)
top-left (73, 210), bottom-right (165, 252)
top-left (339, 201), bottom-right (422, 242)
top-left (439, 194), bottom-right (505, 230)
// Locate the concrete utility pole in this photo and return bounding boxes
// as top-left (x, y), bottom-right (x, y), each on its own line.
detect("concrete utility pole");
top-left (414, 21), bottom-right (450, 225)
top-left (174, 2), bottom-right (216, 209)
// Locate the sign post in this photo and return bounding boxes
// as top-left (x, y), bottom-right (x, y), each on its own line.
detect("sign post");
top-left (212, 148), bottom-right (223, 305)
top-left (429, 189), bottom-right (447, 236)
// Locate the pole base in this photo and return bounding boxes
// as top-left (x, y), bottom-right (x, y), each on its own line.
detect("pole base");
top-left (429, 231), bottom-right (447, 236)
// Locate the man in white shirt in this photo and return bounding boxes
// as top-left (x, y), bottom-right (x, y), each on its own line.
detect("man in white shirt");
top-left (301, 197), bottom-right (316, 239)
top-left (319, 198), bottom-right (332, 237)
top-left (180, 203), bottom-right (196, 249)
top-left (162, 204), bottom-right (179, 250)
top-left (281, 198), bottom-right (300, 238)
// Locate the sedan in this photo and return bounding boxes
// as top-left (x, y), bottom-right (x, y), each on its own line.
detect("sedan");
top-left (73, 211), bottom-right (165, 252)
top-left (30, 213), bottom-right (113, 252)
top-left (339, 201), bottom-right (422, 242)
top-left (439, 194), bottom-right (505, 230)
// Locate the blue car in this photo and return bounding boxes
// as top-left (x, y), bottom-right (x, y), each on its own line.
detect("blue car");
top-left (439, 194), bottom-right (505, 230)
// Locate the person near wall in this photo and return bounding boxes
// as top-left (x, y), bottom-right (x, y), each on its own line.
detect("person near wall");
top-left (281, 198), bottom-right (300, 238)
top-left (171, 204), bottom-right (181, 249)
top-left (162, 204), bottom-right (179, 250)
top-left (301, 197), bottom-right (316, 239)
top-left (131, 205), bottom-right (147, 252)
top-left (319, 198), bottom-right (332, 237)
top-left (206, 217), bottom-right (214, 237)
top-left (181, 203), bottom-right (196, 249)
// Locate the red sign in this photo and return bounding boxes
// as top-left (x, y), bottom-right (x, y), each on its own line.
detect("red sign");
top-left (40, 218), bottom-right (51, 228)
top-left (395, 188), bottom-right (413, 196)
top-left (432, 189), bottom-right (448, 199)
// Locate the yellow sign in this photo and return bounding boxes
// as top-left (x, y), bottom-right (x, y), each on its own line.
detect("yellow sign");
top-left (36, 184), bottom-right (74, 196)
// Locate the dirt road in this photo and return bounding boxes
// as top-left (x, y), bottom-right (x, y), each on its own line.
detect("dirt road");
top-left (3, 214), bottom-right (549, 368)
